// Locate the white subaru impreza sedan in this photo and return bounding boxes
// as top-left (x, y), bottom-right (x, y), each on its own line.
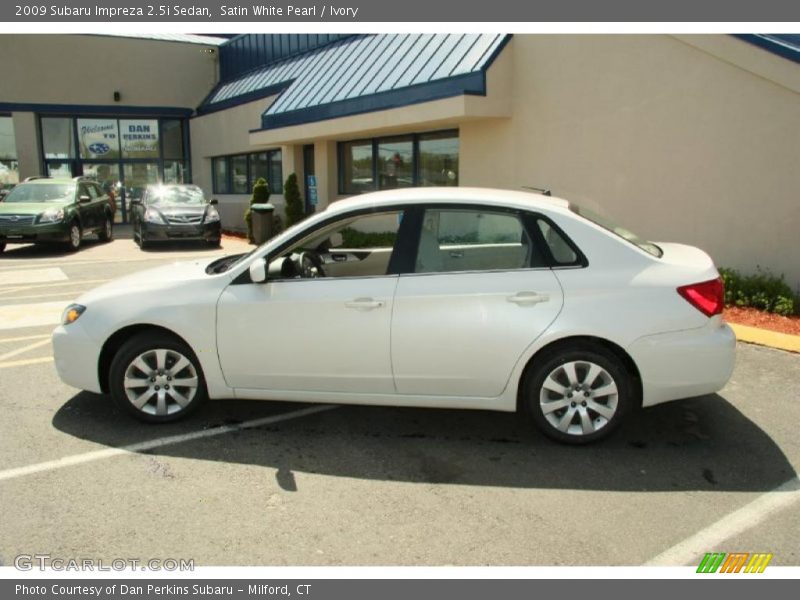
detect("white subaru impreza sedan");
top-left (52, 188), bottom-right (735, 444)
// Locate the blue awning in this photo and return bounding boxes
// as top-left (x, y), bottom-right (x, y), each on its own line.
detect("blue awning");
top-left (198, 34), bottom-right (511, 130)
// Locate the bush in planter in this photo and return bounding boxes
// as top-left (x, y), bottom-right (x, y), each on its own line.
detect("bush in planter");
top-left (244, 177), bottom-right (270, 243)
top-left (719, 266), bottom-right (796, 316)
top-left (284, 173), bottom-right (304, 228)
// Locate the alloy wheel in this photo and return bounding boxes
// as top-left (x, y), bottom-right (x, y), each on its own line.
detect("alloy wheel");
top-left (123, 348), bottom-right (199, 416)
top-left (539, 360), bottom-right (619, 436)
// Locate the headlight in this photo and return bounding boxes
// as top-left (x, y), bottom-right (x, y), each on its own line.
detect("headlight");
top-left (39, 208), bottom-right (64, 223)
top-left (204, 206), bottom-right (220, 223)
top-left (61, 303), bottom-right (86, 325)
top-left (144, 208), bottom-right (166, 224)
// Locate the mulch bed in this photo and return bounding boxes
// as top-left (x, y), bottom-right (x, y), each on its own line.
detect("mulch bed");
top-left (724, 306), bottom-right (800, 336)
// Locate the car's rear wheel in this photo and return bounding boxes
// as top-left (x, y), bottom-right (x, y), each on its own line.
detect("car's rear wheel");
top-left (522, 342), bottom-right (632, 444)
top-left (109, 332), bottom-right (208, 423)
top-left (98, 213), bottom-right (113, 242)
top-left (66, 221), bottom-right (81, 252)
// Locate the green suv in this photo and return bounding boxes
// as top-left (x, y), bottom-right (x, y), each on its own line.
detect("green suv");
top-left (0, 176), bottom-right (114, 254)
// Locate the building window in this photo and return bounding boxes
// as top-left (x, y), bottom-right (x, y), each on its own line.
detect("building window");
top-left (212, 150), bottom-right (283, 195)
top-left (0, 115), bottom-right (18, 191)
top-left (377, 136), bottom-right (413, 189)
top-left (338, 129), bottom-right (458, 194)
top-left (41, 117), bottom-right (75, 159)
top-left (418, 131), bottom-right (459, 187)
top-left (213, 157), bottom-right (229, 194)
top-left (340, 139), bottom-right (374, 195)
top-left (161, 120), bottom-right (184, 160)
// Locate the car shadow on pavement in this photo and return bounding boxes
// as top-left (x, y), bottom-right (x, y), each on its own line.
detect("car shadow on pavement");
top-left (52, 392), bottom-right (795, 493)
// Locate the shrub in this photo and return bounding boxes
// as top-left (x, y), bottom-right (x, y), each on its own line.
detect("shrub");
top-left (283, 173), bottom-right (304, 227)
top-left (340, 228), bottom-right (397, 248)
top-left (244, 177), bottom-right (270, 242)
top-left (718, 267), bottom-right (796, 316)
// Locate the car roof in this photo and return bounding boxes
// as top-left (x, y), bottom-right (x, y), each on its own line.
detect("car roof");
top-left (22, 178), bottom-right (77, 185)
top-left (324, 187), bottom-right (571, 216)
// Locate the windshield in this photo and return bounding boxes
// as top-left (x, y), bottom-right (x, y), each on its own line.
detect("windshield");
top-left (569, 203), bottom-right (662, 258)
top-left (3, 183), bottom-right (74, 203)
top-left (148, 186), bottom-right (206, 206)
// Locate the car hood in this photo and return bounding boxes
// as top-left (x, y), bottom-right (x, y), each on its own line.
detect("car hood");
top-left (0, 202), bottom-right (63, 215)
top-left (151, 205), bottom-right (208, 216)
top-left (78, 258), bottom-right (222, 304)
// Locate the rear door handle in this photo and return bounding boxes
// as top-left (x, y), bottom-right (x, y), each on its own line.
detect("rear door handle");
top-left (507, 291), bottom-right (549, 306)
top-left (345, 297), bottom-right (384, 310)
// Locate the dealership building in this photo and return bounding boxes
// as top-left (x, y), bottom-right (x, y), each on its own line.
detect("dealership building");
top-left (0, 33), bottom-right (798, 286)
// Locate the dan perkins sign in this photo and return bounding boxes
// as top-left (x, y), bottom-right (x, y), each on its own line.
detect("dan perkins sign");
top-left (120, 120), bottom-right (159, 158)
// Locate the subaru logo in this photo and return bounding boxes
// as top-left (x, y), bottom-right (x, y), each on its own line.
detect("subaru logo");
top-left (88, 142), bottom-right (111, 155)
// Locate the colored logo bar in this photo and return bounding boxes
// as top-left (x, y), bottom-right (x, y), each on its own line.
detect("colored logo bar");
top-left (697, 552), bottom-right (773, 573)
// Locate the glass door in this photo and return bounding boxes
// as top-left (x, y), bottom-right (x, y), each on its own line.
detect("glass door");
top-left (122, 163), bottom-right (160, 223)
top-left (81, 163), bottom-right (123, 223)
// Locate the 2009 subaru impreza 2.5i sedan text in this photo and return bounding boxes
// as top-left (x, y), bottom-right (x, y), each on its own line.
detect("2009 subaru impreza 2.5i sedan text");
top-left (52, 188), bottom-right (735, 444)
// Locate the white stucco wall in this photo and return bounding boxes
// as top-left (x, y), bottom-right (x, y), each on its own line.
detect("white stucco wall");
top-left (460, 35), bottom-right (800, 288)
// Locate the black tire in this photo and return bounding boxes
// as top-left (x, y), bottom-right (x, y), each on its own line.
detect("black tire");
top-left (109, 331), bottom-right (208, 423)
top-left (521, 341), bottom-right (632, 444)
top-left (65, 221), bottom-right (82, 252)
top-left (207, 238), bottom-right (221, 248)
top-left (137, 228), bottom-right (149, 250)
top-left (98, 213), bottom-right (113, 242)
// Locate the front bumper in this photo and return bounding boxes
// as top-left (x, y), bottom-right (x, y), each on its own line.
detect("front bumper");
top-left (52, 322), bottom-right (103, 394)
top-left (141, 221), bottom-right (221, 243)
top-left (628, 318), bottom-right (736, 407)
top-left (0, 222), bottom-right (70, 244)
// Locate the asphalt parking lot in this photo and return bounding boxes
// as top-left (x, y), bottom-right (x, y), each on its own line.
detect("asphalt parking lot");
top-left (0, 230), bottom-right (798, 568)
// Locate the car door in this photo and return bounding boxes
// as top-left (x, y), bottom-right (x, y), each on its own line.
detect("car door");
top-left (391, 206), bottom-right (565, 398)
top-left (76, 183), bottom-right (97, 231)
top-left (216, 208), bottom-right (406, 394)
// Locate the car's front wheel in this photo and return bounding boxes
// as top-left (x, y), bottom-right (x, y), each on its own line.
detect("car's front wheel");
top-left (109, 332), bottom-right (208, 423)
top-left (66, 221), bottom-right (82, 252)
top-left (522, 342), bottom-right (632, 444)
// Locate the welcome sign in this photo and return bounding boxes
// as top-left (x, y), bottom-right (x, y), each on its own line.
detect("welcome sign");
top-left (77, 118), bottom-right (120, 159)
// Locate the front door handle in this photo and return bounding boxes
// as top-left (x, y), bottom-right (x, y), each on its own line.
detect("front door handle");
top-left (345, 297), bottom-right (384, 310)
top-left (507, 291), bottom-right (549, 306)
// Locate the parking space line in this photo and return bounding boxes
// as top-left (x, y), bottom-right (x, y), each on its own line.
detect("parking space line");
top-left (0, 404), bottom-right (339, 483)
top-left (0, 301), bottom-right (65, 330)
top-left (0, 338), bottom-right (51, 361)
top-left (0, 279), bottom-right (110, 296)
top-left (645, 476), bottom-right (800, 565)
top-left (0, 333), bottom-right (50, 344)
top-left (0, 356), bottom-right (53, 369)
top-left (0, 268), bottom-right (67, 285)
top-left (0, 291), bottom-right (84, 302)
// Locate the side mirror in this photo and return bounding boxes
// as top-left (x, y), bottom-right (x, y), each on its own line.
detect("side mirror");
top-left (210, 198), bottom-right (219, 206)
top-left (249, 258), bottom-right (267, 284)
top-left (79, 194), bottom-right (91, 203)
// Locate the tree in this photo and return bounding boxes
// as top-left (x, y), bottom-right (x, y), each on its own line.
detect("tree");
top-left (244, 177), bottom-right (270, 242)
top-left (283, 173), bottom-right (304, 227)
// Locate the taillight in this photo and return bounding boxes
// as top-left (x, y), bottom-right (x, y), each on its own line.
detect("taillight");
top-left (677, 277), bottom-right (724, 317)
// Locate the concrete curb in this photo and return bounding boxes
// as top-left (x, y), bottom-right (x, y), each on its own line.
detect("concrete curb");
top-left (729, 322), bottom-right (800, 354)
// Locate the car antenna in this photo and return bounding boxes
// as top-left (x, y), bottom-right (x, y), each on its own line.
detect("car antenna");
top-left (522, 186), bottom-right (551, 196)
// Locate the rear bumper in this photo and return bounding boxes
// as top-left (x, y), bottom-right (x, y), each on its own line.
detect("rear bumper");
top-left (52, 323), bottom-right (103, 394)
top-left (628, 319), bottom-right (736, 407)
top-left (141, 221), bottom-right (220, 242)
top-left (0, 223), bottom-right (70, 244)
